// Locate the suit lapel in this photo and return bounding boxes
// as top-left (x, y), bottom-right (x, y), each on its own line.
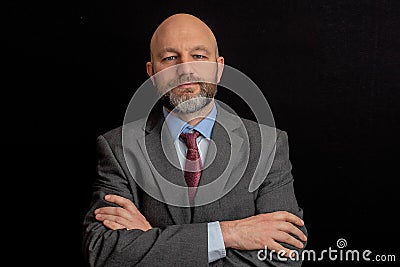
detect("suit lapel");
top-left (137, 111), bottom-right (191, 224)
top-left (197, 121), bottom-right (230, 187)
top-left (136, 104), bottom-right (247, 223)
top-left (193, 106), bottom-right (245, 207)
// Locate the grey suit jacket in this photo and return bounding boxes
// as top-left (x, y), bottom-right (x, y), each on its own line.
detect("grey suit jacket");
top-left (82, 104), bottom-right (307, 266)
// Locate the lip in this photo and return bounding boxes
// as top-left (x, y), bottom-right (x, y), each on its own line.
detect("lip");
top-left (178, 82), bottom-right (197, 89)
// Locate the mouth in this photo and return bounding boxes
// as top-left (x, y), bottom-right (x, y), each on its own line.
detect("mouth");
top-left (177, 82), bottom-right (198, 89)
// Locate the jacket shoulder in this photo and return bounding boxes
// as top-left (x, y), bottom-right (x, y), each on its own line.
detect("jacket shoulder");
top-left (99, 117), bottom-right (147, 145)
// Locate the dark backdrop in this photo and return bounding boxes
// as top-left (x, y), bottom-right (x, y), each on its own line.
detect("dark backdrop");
top-left (4, 0), bottom-right (399, 266)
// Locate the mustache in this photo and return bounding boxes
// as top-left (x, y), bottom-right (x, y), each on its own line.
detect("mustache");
top-left (165, 74), bottom-right (204, 89)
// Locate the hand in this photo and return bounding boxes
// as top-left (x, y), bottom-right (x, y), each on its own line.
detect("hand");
top-left (94, 194), bottom-right (152, 231)
top-left (220, 211), bottom-right (307, 257)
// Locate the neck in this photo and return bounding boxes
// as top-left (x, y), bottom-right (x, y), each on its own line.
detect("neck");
top-left (166, 99), bottom-right (214, 126)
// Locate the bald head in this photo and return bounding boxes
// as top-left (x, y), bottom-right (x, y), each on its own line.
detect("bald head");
top-left (149, 13), bottom-right (219, 63)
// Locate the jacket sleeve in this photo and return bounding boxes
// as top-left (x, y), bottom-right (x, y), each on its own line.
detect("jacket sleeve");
top-left (82, 135), bottom-right (209, 267)
top-left (211, 130), bottom-right (308, 267)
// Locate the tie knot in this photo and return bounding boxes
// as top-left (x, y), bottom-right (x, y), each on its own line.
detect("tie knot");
top-left (180, 130), bottom-right (200, 149)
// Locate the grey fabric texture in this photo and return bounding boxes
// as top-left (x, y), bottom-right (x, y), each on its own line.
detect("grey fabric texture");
top-left (82, 104), bottom-right (307, 266)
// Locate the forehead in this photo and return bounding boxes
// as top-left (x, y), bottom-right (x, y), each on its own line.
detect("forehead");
top-left (151, 23), bottom-right (216, 55)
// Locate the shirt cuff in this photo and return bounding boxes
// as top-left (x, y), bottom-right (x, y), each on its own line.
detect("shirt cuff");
top-left (207, 221), bottom-right (227, 263)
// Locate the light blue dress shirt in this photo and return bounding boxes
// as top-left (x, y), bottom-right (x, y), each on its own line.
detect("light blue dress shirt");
top-left (163, 104), bottom-right (226, 263)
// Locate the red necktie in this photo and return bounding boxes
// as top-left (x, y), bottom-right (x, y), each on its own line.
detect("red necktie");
top-left (180, 131), bottom-right (202, 202)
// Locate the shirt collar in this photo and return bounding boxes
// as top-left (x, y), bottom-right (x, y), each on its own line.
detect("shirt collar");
top-left (163, 103), bottom-right (217, 142)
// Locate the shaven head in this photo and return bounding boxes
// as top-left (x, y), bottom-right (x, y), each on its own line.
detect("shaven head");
top-left (149, 13), bottom-right (219, 63)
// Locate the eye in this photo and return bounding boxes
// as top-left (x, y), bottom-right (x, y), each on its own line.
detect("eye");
top-left (193, 55), bottom-right (207, 59)
top-left (163, 56), bottom-right (177, 61)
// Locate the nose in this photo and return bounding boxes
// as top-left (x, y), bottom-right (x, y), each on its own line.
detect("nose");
top-left (176, 57), bottom-right (194, 76)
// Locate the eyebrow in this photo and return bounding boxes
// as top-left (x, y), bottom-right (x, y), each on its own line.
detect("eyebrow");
top-left (190, 45), bottom-right (211, 55)
top-left (157, 47), bottom-right (178, 58)
top-left (156, 45), bottom-right (212, 58)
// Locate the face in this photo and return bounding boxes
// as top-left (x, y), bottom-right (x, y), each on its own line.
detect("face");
top-left (146, 16), bottom-right (224, 113)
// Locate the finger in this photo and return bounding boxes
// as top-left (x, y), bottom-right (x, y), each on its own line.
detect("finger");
top-left (103, 219), bottom-right (126, 230)
top-left (96, 212), bottom-right (151, 231)
top-left (105, 194), bottom-right (139, 213)
top-left (273, 231), bottom-right (304, 249)
top-left (279, 222), bottom-right (308, 242)
top-left (272, 211), bottom-right (304, 226)
top-left (268, 241), bottom-right (293, 258)
top-left (96, 213), bottom-right (131, 228)
top-left (95, 207), bottom-right (130, 219)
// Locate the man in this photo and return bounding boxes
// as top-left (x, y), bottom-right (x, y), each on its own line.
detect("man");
top-left (82, 13), bottom-right (308, 266)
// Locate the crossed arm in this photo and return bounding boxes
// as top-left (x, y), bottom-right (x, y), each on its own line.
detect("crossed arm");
top-left (84, 130), bottom-right (308, 266)
top-left (95, 195), bottom-right (307, 258)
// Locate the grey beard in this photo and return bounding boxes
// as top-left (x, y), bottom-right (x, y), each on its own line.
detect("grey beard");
top-left (162, 83), bottom-right (217, 114)
top-left (170, 90), bottom-right (210, 113)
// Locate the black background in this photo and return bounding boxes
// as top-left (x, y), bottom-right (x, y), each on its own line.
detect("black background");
top-left (4, 0), bottom-right (399, 266)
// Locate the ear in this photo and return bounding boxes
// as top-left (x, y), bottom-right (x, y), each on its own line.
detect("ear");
top-left (216, 56), bottom-right (225, 83)
top-left (146, 61), bottom-right (153, 76)
top-left (146, 61), bottom-right (156, 85)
